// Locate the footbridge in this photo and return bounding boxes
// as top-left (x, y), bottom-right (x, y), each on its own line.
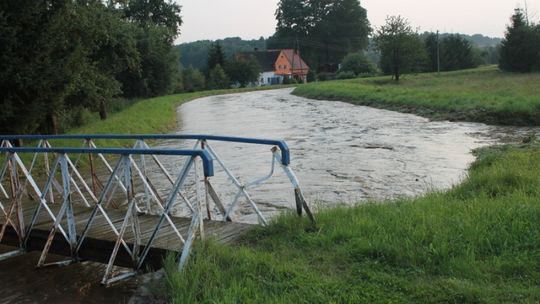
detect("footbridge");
top-left (0, 134), bottom-right (314, 285)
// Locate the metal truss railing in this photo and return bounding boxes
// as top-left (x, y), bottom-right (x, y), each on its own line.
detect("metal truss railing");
top-left (0, 144), bottom-right (213, 285)
top-left (0, 134), bottom-right (314, 285)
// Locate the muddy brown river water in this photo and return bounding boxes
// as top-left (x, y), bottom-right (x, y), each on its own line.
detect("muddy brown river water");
top-left (2, 88), bottom-right (539, 303)
top-left (154, 88), bottom-right (539, 222)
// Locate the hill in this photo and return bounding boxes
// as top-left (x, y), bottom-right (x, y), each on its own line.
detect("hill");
top-left (176, 37), bottom-right (267, 70)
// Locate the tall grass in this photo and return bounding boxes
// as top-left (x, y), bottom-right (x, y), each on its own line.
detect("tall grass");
top-left (294, 66), bottom-right (540, 126)
top-left (164, 143), bottom-right (540, 303)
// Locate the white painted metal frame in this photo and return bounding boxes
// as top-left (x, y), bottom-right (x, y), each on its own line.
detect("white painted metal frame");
top-left (0, 135), bottom-right (315, 285)
top-left (0, 144), bottom-right (208, 285)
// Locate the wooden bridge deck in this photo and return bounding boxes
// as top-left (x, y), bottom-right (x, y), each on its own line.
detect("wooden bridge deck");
top-left (0, 202), bottom-right (253, 268)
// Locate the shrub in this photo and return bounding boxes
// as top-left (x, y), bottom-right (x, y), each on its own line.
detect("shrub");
top-left (339, 52), bottom-right (377, 75)
top-left (336, 71), bottom-right (356, 79)
top-left (317, 72), bottom-right (336, 81)
top-left (207, 64), bottom-right (230, 90)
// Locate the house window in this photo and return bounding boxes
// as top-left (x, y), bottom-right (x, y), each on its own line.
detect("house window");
top-left (268, 77), bottom-right (272, 83)
top-left (261, 78), bottom-right (264, 83)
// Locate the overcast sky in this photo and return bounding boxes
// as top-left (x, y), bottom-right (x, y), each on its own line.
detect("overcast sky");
top-left (175, 0), bottom-right (539, 44)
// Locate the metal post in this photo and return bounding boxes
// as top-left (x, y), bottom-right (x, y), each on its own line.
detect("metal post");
top-left (37, 154), bottom-right (78, 267)
top-left (194, 156), bottom-right (205, 239)
top-left (102, 155), bottom-right (139, 284)
top-left (75, 157), bottom-right (134, 257)
top-left (136, 156), bottom-right (195, 270)
top-left (136, 140), bottom-right (151, 212)
top-left (273, 151), bottom-right (316, 224)
top-left (437, 30), bottom-right (441, 76)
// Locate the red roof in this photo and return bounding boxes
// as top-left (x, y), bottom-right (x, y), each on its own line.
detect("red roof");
top-left (279, 49), bottom-right (310, 70)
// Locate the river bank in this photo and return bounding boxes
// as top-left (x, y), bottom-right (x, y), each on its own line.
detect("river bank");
top-left (293, 66), bottom-right (540, 126)
top-left (164, 142), bottom-right (540, 303)
top-left (65, 85), bottom-right (292, 146)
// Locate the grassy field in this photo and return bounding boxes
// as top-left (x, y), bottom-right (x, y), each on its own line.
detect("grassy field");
top-left (294, 66), bottom-right (540, 126)
top-left (164, 143), bottom-right (540, 303)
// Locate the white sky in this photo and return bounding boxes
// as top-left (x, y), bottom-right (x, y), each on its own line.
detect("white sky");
top-left (175, 0), bottom-right (540, 43)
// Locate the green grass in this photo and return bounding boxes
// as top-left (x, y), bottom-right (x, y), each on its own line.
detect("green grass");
top-left (164, 143), bottom-right (540, 303)
top-left (25, 86), bottom-right (292, 149)
top-left (72, 86), bottom-right (295, 136)
top-left (294, 66), bottom-right (540, 126)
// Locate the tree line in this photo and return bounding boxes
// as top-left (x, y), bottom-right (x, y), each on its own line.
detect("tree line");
top-left (176, 37), bottom-right (267, 70)
top-left (267, 0), bottom-right (505, 81)
top-left (333, 7), bottom-right (539, 81)
top-left (177, 34), bottom-right (499, 74)
top-left (1, 0), bottom-right (182, 134)
top-left (180, 42), bottom-right (263, 92)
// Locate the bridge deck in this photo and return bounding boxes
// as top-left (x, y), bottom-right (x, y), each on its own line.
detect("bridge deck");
top-left (0, 202), bottom-right (253, 268)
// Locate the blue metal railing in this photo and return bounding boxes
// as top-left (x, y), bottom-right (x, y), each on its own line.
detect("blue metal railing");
top-left (0, 134), bottom-right (291, 165)
top-left (0, 147), bottom-right (214, 176)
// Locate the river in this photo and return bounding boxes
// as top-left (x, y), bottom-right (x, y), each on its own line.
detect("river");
top-left (154, 88), bottom-right (537, 222)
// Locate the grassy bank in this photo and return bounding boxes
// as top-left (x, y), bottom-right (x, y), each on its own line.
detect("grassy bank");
top-left (62, 86), bottom-right (290, 147)
top-left (293, 66), bottom-right (540, 126)
top-left (164, 143), bottom-right (540, 303)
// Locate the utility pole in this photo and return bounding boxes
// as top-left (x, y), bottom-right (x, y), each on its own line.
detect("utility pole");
top-left (524, 0), bottom-right (530, 25)
top-left (436, 30), bottom-right (441, 76)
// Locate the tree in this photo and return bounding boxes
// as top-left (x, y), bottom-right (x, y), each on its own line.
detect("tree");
top-left (225, 58), bottom-right (261, 87)
top-left (68, 2), bottom-right (140, 120)
top-left (423, 32), bottom-right (439, 72)
top-left (122, 0), bottom-right (183, 43)
top-left (207, 64), bottom-right (230, 90)
top-left (271, 0), bottom-right (371, 68)
top-left (0, 0), bottom-right (54, 134)
top-left (0, 0), bottom-right (183, 134)
top-left (182, 67), bottom-right (206, 92)
top-left (476, 46), bottom-right (500, 65)
top-left (207, 42), bottom-right (226, 72)
top-left (499, 8), bottom-right (540, 72)
top-left (439, 35), bottom-right (478, 71)
top-left (116, 0), bottom-right (183, 98)
top-left (339, 52), bottom-right (376, 75)
top-left (374, 16), bottom-right (427, 81)
top-left (177, 37), bottom-right (267, 70)
top-left (424, 33), bottom-right (479, 72)
top-left (0, 0), bottom-right (130, 133)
